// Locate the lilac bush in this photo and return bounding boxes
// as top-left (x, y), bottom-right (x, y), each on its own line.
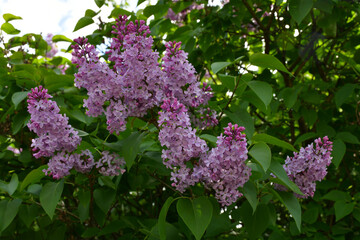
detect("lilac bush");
top-left (26, 15), bottom-right (333, 208)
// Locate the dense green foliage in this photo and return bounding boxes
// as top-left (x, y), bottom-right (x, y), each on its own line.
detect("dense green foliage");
top-left (1, 0), bottom-right (360, 239)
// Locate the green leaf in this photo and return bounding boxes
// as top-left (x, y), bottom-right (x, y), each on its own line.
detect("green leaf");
top-left (68, 109), bottom-right (94, 125)
top-left (78, 189), bottom-right (90, 222)
top-left (137, 0), bottom-right (146, 6)
top-left (110, 8), bottom-right (131, 19)
top-left (40, 180), bottom-right (64, 219)
top-left (218, 74), bottom-right (236, 90)
top-left (0, 173), bottom-right (19, 196)
top-left (199, 134), bottom-right (218, 145)
top-left (3, 13), bottom-right (22, 22)
top-left (0, 199), bottom-right (22, 232)
top-left (335, 84), bottom-right (355, 108)
top-left (81, 228), bottom-right (100, 238)
top-left (44, 74), bottom-right (75, 91)
top-left (281, 87), bottom-right (301, 108)
top-left (177, 197), bottom-right (213, 240)
top-left (85, 9), bottom-right (99, 18)
top-left (289, 0), bottom-right (313, 24)
top-left (143, 4), bottom-right (168, 18)
top-left (20, 166), bottom-right (47, 191)
top-left (95, 0), bottom-right (105, 8)
top-left (294, 132), bottom-right (316, 146)
top-left (252, 133), bottom-right (297, 152)
top-left (211, 62), bottom-right (232, 74)
top-left (159, 197), bottom-right (174, 240)
top-left (242, 181), bottom-right (258, 214)
top-left (302, 207), bottom-right (319, 224)
top-left (334, 201), bottom-right (355, 222)
top-left (322, 190), bottom-right (351, 202)
top-left (332, 139), bottom-right (346, 168)
top-left (52, 34), bottom-right (72, 43)
top-left (18, 204), bottom-right (39, 228)
top-left (249, 142), bottom-right (271, 172)
top-left (73, 16), bottom-right (94, 32)
top-left (226, 110), bottom-right (255, 139)
top-left (249, 53), bottom-right (291, 74)
top-left (12, 111), bottom-right (29, 134)
top-left (149, 222), bottom-right (182, 240)
top-left (269, 161), bottom-right (303, 195)
top-left (99, 176), bottom-right (116, 190)
top-left (98, 220), bottom-right (125, 236)
top-left (314, 0), bottom-right (334, 13)
top-left (122, 132), bottom-right (145, 171)
top-left (12, 91), bottom-right (30, 109)
top-left (1, 22), bottom-right (20, 35)
top-left (93, 188), bottom-right (115, 213)
top-left (247, 81), bottom-right (273, 107)
top-left (239, 202), bottom-right (271, 240)
top-left (336, 132), bottom-right (360, 144)
top-left (278, 191), bottom-right (302, 231)
top-left (74, 128), bottom-right (89, 137)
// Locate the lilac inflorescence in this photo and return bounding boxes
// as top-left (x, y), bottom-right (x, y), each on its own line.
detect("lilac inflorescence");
top-left (276, 136), bottom-right (333, 198)
top-left (27, 86), bottom-right (81, 158)
top-left (158, 98), bottom-right (208, 192)
top-left (72, 149), bottom-right (95, 173)
top-left (191, 107), bottom-right (218, 130)
top-left (196, 123), bottom-right (251, 206)
top-left (96, 151), bottom-right (126, 176)
top-left (72, 15), bottom-right (165, 134)
top-left (163, 41), bottom-right (213, 108)
top-left (44, 151), bottom-right (73, 179)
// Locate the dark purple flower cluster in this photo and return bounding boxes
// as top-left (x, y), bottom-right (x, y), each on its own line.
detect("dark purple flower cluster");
top-left (27, 86), bottom-right (126, 179)
top-left (276, 136), bottom-right (333, 198)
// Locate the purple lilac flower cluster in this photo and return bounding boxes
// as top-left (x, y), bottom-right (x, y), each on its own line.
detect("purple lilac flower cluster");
top-left (71, 16), bottom-right (216, 134)
top-left (163, 41), bottom-right (213, 108)
top-left (276, 136), bottom-right (333, 198)
top-left (158, 98), bottom-right (208, 192)
top-left (27, 86), bottom-right (126, 179)
top-left (158, 100), bottom-right (251, 205)
top-left (96, 151), bottom-right (126, 176)
top-left (27, 86), bottom-right (81, 159)
top-left (72, 16), bottom-right (165, 134)
top-left (191, 107), bottom-right (219, 130)
top-left (196, 123), bottom-right (251, 206)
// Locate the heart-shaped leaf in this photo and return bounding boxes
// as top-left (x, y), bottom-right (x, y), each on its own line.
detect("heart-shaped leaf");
top-left (40, 180), bottom-right (64, 219)
top-left (0, 199), bottom-right (22, 232)
top-left (177, 197), bottom-right (213, 240)
top-left (94, 188), bottom-right (115, 213)
top-left (334, 201), bottom-right (355, 222)
top-left (0, 173), bottom-right (19, 196)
